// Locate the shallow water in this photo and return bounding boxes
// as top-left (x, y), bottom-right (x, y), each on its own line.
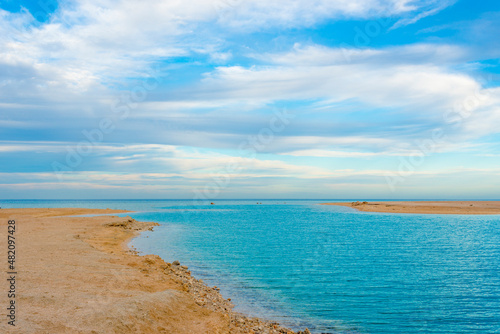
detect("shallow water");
top-left (4, 199), bottom-right (500, 333)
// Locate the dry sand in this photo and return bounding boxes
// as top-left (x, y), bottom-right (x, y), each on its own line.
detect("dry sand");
top-left (0, 208), bottom-right (306, 334)
top-left (322, 201), bottom-right (500, 214)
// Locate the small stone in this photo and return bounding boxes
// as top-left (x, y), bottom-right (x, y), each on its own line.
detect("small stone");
top-left (172, 260), bottom-right (180, 266)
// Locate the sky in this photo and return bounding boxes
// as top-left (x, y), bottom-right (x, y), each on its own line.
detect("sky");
top-left (1, 0), bottom-right (500, 200)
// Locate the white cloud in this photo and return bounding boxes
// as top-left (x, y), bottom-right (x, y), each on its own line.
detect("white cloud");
top-left (391, 0), bottom-right (457, 29)
top-left (0, 0), bottom-right (452, 91)
top-left (202, 56), bottom-right (479, 115)
top-left (196, 44), bottom-right (500, 145)
top-left (282, 149), bottom-right (389, 158)
top-left (260, 43), bottom-right (467, 66)
top-left (2, 166), bottom-right (500, 200)
top-left (215, 0), bottom-right (418, 28)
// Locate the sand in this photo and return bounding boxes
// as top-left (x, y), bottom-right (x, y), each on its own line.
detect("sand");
top-left (322, 201), bottom-right (500, 214)
top-left (0, 208), bottom-right (305, 334)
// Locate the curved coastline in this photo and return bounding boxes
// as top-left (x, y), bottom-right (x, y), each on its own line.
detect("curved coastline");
top-left (0, 208), bottom-right (307, 334)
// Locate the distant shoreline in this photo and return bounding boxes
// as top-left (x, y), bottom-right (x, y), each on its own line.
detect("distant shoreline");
top-left (322, 201), bottom-right (500, 215)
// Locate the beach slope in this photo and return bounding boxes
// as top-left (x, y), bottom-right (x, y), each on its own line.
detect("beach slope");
top-left (0, 208), bottom-right (299, 334)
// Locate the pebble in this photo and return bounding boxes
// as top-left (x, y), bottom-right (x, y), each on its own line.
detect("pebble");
top-left (159, 256), bottom-right (301, 333)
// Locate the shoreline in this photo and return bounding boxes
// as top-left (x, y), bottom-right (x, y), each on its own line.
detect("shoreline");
top-left (322, 200), bottom-right (500, 215)
top-left (0, 208), bottom-right (307, 334)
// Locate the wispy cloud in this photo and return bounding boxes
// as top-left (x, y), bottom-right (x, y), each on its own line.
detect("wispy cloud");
top-left (391, 0), bottom-right (457, 29)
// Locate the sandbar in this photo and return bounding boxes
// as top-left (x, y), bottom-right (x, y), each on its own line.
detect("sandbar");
top-left (322, 201), bottom-right (500, 214)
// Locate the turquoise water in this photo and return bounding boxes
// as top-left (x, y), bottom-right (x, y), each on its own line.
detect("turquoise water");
top-left (3, 200), bottom-right (500, 333)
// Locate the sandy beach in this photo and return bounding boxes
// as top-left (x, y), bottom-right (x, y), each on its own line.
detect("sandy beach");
top-left (322, 201), bottom-right (500, 215)
top-left (0, 208), bottom-right (305, 334)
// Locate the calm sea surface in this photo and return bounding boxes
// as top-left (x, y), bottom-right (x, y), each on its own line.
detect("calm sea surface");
top-left (3, 200), bottom-right (500, 333)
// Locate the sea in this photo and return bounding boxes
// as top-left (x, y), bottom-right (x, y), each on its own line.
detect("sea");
top-left (3, 199), bottom-right (500, 334)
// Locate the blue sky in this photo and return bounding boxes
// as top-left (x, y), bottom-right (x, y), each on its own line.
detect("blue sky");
top-left (1, 0), bottom-right (500, 199)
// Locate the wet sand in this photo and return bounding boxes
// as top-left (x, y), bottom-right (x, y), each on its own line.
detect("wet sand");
top-left (322, 201), bottom-right (500, 214)
top-left (0, 208), bottom-right (305, 334)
